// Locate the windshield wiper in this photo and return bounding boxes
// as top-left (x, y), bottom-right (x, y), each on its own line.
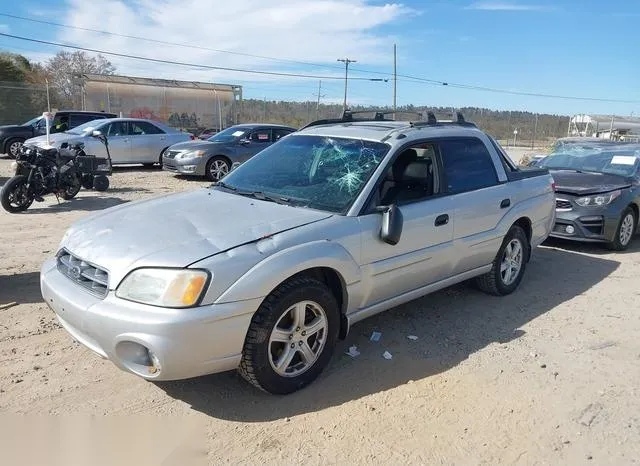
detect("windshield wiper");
top-left (213, 181), bottom-right (237, 191)
top-left (235, 190), bottom-right (294, 206)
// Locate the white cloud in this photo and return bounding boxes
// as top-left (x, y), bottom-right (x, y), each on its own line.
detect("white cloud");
top-left (465, 2), bottom-right (554, 11)
top-left (55, 0), bottom-right (412, 84)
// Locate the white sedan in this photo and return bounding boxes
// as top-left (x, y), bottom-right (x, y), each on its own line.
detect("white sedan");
top-left (24, 118), bottom-right (194, 166)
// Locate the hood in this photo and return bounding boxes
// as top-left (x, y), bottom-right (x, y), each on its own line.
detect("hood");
top-left (551, 170), bottom-right (632, 196)
top-left (0, 124), bottom-right (29, 133)
top-left (168, 140), bottom-right (232, 151)
top-left (25, 133), bottom-right (84, 147)
top-left (60, 189), bottom-right (332, 288)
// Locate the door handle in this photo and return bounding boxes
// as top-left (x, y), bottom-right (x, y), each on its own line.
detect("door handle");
top-left (435, 214), bottom-right (449, 227)
top-left (500, 199), bottom-right (511, 208)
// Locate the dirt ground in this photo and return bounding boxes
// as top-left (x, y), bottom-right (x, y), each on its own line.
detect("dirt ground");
top-left (0, 156), bottom-right (639, 465)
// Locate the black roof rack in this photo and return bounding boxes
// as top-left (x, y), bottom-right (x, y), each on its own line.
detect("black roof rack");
top-left (300, 108), bottom-right (476, 130)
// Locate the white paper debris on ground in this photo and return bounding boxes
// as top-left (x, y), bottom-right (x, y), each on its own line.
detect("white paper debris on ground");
top-left (383, 351), bottom-right (393, 360)
top-left (346, 345), bottom-right (360, 358)
top-left (407, 335), bottom-right (419, 341)
top-left (370, 331), bottom-right (382, 342)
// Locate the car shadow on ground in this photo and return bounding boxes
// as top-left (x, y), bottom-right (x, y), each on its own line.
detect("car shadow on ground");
top-left (0, 272), bottom-right (41, 305)
top-left (22, 196), bottom-right (129, 214)
top-left (157, 246), bottom-right (619, 422)
top-left (112, 165), bottom-right (162, 173)
top-left (106, 187), bottom-right (151, 194)
top-left (543, 236), bottom-right (640, 256)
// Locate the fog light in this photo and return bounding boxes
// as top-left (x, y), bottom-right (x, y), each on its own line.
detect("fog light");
top-left (182, 165), bottom-right (197, 172)
top-left (565, 225), bottom-right (575, 234)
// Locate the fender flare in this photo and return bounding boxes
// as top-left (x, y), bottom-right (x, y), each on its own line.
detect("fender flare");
top-left (215, 240), bottom-right (361, 305)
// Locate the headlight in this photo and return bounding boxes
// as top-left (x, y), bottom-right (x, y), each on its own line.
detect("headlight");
top-left (116, 268), bottom-right (210, 308)
top-left (575, 190), bottom-right (621, 207)
top-left (178, 150), bottom-right (206, 159)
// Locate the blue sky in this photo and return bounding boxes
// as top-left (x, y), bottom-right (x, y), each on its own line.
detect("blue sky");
top-left (0, 0), bottom-right (638, 116)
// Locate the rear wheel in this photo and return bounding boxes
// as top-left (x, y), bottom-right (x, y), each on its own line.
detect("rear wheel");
top-left (61, 176), bottom-right (81, 200)
top-left (607, 207), bottom-right (637, 251)
top-left (6, 138), bottom-right (24, 158)
top-left (1, 175), bottom-right (33, 213)
top-left (476, 225), bottom-right (529, 296)
top-left (205, 156), bottom-right (230, 182)
top-left (239, 276), bottom-right (340, 394)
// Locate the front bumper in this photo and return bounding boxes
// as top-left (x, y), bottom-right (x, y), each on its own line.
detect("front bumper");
top-left (162, 155), bottom-right (206, 176)
top-left (40, 258), bottom-right (260, 381)
top-left (549, 203), bottom-right (620, 243)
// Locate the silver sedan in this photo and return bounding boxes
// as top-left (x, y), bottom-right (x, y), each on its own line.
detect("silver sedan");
top-left (24, 118), bottom-right (193, 166)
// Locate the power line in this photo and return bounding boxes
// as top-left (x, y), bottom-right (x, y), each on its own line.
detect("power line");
top-left (1, 29), bottom-right (638, 105)
top-left (0, 32), bottom-right (385, 82)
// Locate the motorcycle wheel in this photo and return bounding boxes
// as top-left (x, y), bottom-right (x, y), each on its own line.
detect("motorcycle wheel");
top-left (61, 176), bottom-right (82, 200)
top-left (93, 175), bottom-right (110, 192)
top-left (1, 175), bottom-right (34, 213)
top-left (81, 174), bottom-right (94, 190)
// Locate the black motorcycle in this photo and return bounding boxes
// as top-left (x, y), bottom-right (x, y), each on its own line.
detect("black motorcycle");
top-left (1, 131), bottom-right (113, 213)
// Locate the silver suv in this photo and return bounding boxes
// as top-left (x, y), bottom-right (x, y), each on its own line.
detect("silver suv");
top-left (41, 111), bottom-right (556, 394)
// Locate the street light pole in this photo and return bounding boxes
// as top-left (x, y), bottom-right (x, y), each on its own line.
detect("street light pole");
top-left (337, 58), bottom-right (356, 111)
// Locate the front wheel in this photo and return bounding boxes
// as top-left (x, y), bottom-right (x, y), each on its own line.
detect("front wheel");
top-left (205, 156), bottom-right (230, 182)
top-left (239, 276), bottom-right (340, 394)
top-left (1, 175), bottom-right (33, 213)
top-left (607, 207), bottom-right (637, 251)
top-left (476, 225), bottom-right (529, 296)
top-left (6, 138), bottom-right (24, 158)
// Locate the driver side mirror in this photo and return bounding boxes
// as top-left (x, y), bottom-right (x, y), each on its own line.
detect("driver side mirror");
top-left (91, 130), bottom-right (103, 138)
top-left (239, 138), bottom-right (250, 145)
top-left (377, 204), bottom-right (403, 245)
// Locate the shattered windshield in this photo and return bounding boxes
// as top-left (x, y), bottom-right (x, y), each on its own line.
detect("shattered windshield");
top-left (540, 144), bottom-right (640, 177)
top-left (217, 135), bottom-right (389, 213)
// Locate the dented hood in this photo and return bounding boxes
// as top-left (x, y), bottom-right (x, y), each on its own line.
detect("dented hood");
top-left (61, 189), bottom-right (332, 288)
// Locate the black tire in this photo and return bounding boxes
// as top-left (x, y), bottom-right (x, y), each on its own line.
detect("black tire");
top-left (61, 176), bottom-right (81, 200)
top-left (93, 175), bottom-right (110, 192)
top-left (1, 175), bottom-right (33, 213)
top-left (205, 156), bottom-right (231, 182)
top-left (5, 138), bottom-right (24, 158)
top-left (606, 207), bottom-right (637, 251)
top-left (143, 163), bottom-right (155, 168)
top-left (81, 174), bottom-right (94, 190)
top-left (239, 276), bottom-right (340, 395)
top-left (476, 225), bottom-right (529, 296)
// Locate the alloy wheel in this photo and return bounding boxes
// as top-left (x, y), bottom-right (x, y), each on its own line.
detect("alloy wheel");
top-left (268, 300), bottom-right (328, 378)
top-left (209, 159), bottom-right (229, 181)
top-left (9, 141), bottom-right (22, 157)
top-left (500, 238), bottom-right (523, 286)
top-left (619, 213), bottom-right (635, 246)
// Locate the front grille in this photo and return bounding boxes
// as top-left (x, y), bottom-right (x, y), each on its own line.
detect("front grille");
top-left (163, 161), bottom-right (178, 171)
top-left (556, 198), bottom-right (572, 210)
top-left (56, 249), bottom-right (109, 298)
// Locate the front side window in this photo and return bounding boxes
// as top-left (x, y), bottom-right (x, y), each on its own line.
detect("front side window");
top-left (217, 135), bottom-right (390, 213)
top-left (105, 121), bottom-right (128, 137)
top-left (440, 138), bottom-right (498, 193)
top-left (250, 129), bottom-right (272, 143)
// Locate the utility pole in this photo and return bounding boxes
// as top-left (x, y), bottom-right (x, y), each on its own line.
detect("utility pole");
top-left (393, 44), bottom-right (397, 115)
top-left (263, 97), bottom-right (267, 123)
top-left (314, 80), bottom-right (326, 120)
top-left (532, 113), bottom-right (538, 149)
top-left (337, 58), bottom-right (356, 111)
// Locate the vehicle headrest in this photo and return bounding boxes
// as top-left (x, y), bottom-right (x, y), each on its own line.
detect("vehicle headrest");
top-left (389, 149), bottom-right (418, 181)
top-left (401, 159), bottom-right (431, 184)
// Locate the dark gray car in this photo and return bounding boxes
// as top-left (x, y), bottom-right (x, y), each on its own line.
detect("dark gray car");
top-left (542, 144), bottom-right (640, 250)
top-left (162, 123), bottom-right (296, 181)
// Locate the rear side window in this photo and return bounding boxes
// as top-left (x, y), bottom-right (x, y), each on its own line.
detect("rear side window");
top-left (273, 129), bottom-right (294, 141)
top-left (69, 114), bottom-right (101, 128)
top-left (130, 121), bottom-right (164, 135)
top-left (439, 138), bottom-right (498, 194)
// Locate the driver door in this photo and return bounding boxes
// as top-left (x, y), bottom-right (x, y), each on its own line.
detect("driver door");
top-left (102, 121), bottom-right (132, 164)
top-left (357, 143), bottom-right (455, 309)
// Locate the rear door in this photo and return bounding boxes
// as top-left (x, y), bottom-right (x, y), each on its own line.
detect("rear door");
top-left (437, 137), bottom-right (511, 275)
top-left (128, 121), bottom-right (167, 163)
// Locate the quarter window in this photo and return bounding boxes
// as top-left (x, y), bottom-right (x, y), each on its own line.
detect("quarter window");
top-left (439, 138), bottom-right (498, 193)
